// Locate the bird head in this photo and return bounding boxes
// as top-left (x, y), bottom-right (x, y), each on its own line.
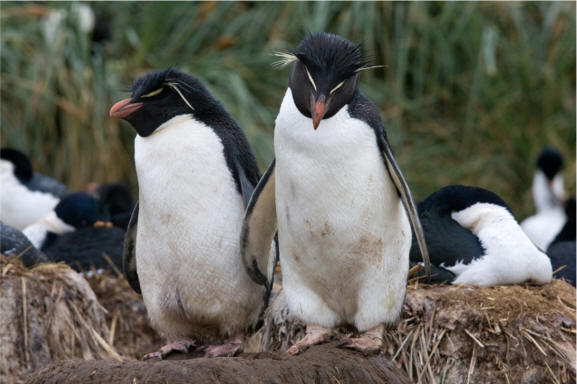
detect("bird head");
top-left (109, 68), bottom-right (208, 137)
top-left (278, 33), bottom-right (373, 130)
top-left (536, 147), bottom-right (566, 206)
top-left (0, 148), bottom-right (34, 184)
top-left (55, 192), bottom-right (111, 229)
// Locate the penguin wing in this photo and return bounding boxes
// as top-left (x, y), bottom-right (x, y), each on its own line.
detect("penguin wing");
top-left (235, 159), bottom-right (256, 207)
top-left (378, 132), bottom-right (431, 278)
top-left (123, 201), bottom-right (141, 294)
top-left (240, 159), bottom-right (278, 293)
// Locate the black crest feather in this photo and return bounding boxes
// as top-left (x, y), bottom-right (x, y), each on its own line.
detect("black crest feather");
top-left (293, 33), bottom-right (368, 79)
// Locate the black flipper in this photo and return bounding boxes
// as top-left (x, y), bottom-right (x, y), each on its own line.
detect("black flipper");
top-left (235, 158), bottom-right (256, 207)
top-left (123, 201), bottom-right (141, 293)
top-left (240, 160), bottom-right (278, 297)
top-left (379, 139), bottom-right (431, 278)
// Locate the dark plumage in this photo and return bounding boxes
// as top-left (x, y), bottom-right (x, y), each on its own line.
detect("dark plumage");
top-left (1, 221), bottom-right (47, 267)
top-left (547, 242), bottom-right (576, 286)
top-left (94, 183), bottom-right (134, 229)
top-left (44, 226), bottom-right (124, 273)
top-left (293, 33), bottom-right (368, 81)
top-left (54, 192), bottom-right (110, 229)
top-left (547, 197), bottom-right (576, 287)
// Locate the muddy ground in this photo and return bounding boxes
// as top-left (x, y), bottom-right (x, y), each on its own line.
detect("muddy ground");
top-left (25, 342), bottom-right (411, 384)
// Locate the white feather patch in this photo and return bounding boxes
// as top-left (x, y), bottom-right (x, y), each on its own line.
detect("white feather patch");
top-left (451, 203), bottom-right (552, 286)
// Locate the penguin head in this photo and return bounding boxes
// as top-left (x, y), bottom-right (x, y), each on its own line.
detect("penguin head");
top-left (109, 68), bottom-right (213, 137)
top-left (284, 33), bottom-right (368, 129)
top-left (55, 192), bottom-right (110, 229)
top-left (535, 147), bottom-right (566, 208)
top-left (537, 147), bottom-right (564, 181)
top-left (0, 148), bottom-right (33, 184)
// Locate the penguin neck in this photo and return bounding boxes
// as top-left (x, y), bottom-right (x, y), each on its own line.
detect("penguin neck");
top-left (148, 114), bottom-right (193, 137)
top-left (23, 211), bottom-right (75, 249)
top-left (532, 171), bottom-right (564, 213)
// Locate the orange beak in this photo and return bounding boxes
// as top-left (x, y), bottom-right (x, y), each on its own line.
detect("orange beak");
top-left (93, 221), bottom-right (114, 228)
top-left (311, 94), bottom-right (327, 130)
top-left (109, 98), bottom-right (143, 118)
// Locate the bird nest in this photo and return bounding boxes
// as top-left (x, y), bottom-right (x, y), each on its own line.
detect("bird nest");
top-left (251, 280), bottom-right (576, 384)
top-left (0, 256), bottom-right (121, 383)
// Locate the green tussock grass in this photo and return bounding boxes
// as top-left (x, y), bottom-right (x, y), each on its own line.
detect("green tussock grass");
top-left (1, 2), bottom-right (575, 219)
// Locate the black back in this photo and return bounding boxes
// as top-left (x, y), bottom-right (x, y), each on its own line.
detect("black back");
top-left (44, 226), bottom-right (124, 273)
top-left (408, 185), bottom-right (512, 269)
top-left (122, 68), bottom-right (261, 196)
top-left (537, 147), bottom-right (564, 180)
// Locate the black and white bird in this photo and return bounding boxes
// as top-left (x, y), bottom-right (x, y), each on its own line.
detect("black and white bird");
top-left (241, 33), bottom-right (429, 355)
top-left (409, 185), bottom-right (553, 286)
top-left (521, 147), bottom-right (567, 250)
top-left (23, 192), bottom-right (112, 249)
top-left (547, 197), bottom-right (576, 286)
top-left (110, 68), bottom-right (266, 359)
top-left (0, 148), bottom-right (68, 229)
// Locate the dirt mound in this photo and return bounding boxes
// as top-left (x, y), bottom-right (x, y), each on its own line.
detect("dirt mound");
top-left (0, 256), bottom-right (121, 383)
top-left (253, 280), bottom-right (576, 384)
top-left (24, 342), bottom-right (411, 384)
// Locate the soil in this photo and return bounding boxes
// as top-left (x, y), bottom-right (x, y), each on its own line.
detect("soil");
top-left (24, 342), bottom-right (412, 384)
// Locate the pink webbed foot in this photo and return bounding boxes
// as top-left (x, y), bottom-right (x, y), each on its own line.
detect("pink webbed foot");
top-left (204, 334), bottom-right (244, 357)
top-left (143, 339), bottom-right (196, 360)
top-left (286, 324), bottom-right (334, 356)
top-left (338, 324), bottom-right (384, 355)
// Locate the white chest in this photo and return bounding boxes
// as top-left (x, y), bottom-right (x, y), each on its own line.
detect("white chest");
top-left (133, 115), bottom-right (246, 303)
top-left (274, 89), bottom-right (408, 250)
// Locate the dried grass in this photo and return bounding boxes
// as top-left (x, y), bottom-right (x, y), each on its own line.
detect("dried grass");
top-left (0, 256), bottom-right (122, 383)
top-left (251, 280), bottom-right (576, 384)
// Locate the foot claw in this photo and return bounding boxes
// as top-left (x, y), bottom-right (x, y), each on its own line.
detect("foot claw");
top-left (204, 343), bottom-right (243, 357)
top-left (142, 339), bottom-right (196, 360)
top-left (285, 324), bottom-right (334, 356)
top-left (337, 336), bottom-right (382, 355)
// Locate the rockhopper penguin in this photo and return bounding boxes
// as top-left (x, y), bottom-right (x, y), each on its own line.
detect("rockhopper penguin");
top-left (110, 68), bottom-right (267, 359)
top-left (241, 33), bottom-right (430, 355)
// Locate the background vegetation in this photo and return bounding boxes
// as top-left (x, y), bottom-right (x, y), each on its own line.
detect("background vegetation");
top-left (1, 2), bottom-right (575, 218)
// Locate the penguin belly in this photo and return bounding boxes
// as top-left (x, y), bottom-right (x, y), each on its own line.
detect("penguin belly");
top-left (274, 90), bottom-right (410, 332)
top-left (134, 115), bottom-right (263, 342)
